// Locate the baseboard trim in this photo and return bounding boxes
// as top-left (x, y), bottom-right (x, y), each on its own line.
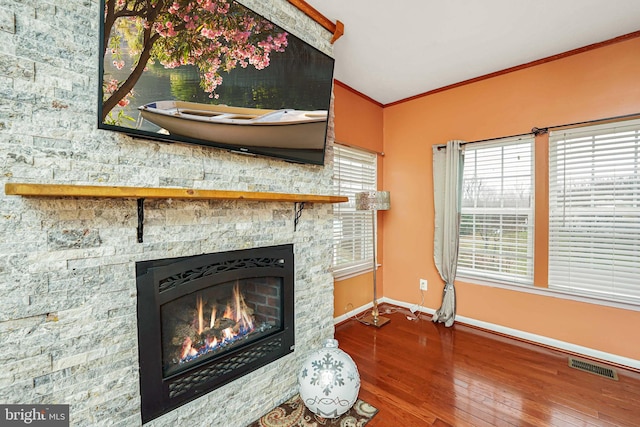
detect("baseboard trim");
top-left (336, 297), bottom-right (640, 372)
top-left (333, 302), bottom-right (373, 324)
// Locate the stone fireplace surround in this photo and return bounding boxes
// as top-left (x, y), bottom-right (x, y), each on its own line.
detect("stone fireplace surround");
top-left (0, 1), bottom-right (336, 426)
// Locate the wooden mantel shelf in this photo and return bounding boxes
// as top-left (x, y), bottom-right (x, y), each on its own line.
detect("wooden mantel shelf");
top-left (287, 0), bottom-right (344, 44)
top-left (4, 183), bottom-right (347, 204)
top-left (5, 183), bottom-right (347, 242)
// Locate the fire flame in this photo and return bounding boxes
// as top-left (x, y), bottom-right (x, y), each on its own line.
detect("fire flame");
top-left (197, 295), bottom-right (204, 335)
top-left (223, 304), bottom-right (233, 320)
top-left (222, 327), bottom-right (234, 341)
top-left (178, 282), bottom-right (256, 364)
top-left (210, 306), bottom-right (217, 329)
top-left (180, 337), bottom-right (199, 360)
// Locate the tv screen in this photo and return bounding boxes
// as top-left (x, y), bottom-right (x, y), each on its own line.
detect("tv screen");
top-left (99, 0), bottom-right (335, 165)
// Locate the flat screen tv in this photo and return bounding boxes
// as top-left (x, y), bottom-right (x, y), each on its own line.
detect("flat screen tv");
top-left (99, 0), bottom-right (335, 165)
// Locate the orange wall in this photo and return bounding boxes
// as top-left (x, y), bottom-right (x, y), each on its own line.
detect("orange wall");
top-left (333, 82), bottom-right (383, 151)
top-left (333, 82), bottom-right (384, 317)
top-left (381, 37), bottom-right (640, 360)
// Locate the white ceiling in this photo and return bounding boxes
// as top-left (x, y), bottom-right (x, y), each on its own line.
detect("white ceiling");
top-left (304, 0), bottom-right (640, 105)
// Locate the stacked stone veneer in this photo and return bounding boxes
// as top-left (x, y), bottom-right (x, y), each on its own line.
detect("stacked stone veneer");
top-left (0, 1), bottom-right (336, 425)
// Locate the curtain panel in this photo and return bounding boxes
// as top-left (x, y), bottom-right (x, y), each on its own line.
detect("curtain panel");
top-left (432, 140), bottom-right (464, 327)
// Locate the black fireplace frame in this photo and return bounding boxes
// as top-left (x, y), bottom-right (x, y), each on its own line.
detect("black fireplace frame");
top-left (135, 244), bottom-right (295, 423)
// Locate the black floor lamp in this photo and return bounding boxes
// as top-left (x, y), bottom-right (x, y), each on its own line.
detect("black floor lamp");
top-left (355, 190), bottom-right (390, 327)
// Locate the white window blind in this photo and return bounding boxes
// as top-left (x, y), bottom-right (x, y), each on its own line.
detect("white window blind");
top-left (549, 119), bottom-right (640, 305)
top-left (333, 144), bottom-right (377, 280)
top-left (458, 136), bottom-right (534, 285)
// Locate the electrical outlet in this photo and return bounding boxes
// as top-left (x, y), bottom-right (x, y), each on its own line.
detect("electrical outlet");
top-left (419, 279), bottom-right (428, 291)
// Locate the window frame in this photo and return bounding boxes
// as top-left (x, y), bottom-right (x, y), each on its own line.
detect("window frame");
top-left (332, 144), bottom-right (378, 281)
top-left (547, 119), bottom-right (640, 306)
top-left (457, 136), bottom-right (535, 287)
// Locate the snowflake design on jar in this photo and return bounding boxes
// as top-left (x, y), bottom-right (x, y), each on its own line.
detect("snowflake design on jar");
top-left (310, 353), bottom-right (345, 395)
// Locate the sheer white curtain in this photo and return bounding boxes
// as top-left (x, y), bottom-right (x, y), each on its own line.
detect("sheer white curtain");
top-left (432, 140), bottom-right (464, 327)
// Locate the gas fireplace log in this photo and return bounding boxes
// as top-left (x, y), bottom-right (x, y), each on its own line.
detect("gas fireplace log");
top-left (170, 317), bottom-right (243, 347)
top-left (212, 317), bottom-right (236, 331)
top-left (172, 324), bottom-right (201, 346)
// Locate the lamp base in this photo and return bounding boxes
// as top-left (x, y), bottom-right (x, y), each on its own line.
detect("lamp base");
top-left (361, 314), bottom-right (391, 328)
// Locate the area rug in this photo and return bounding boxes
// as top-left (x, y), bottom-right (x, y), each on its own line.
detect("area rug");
top-left (247, 394), bottom-right (378, 427)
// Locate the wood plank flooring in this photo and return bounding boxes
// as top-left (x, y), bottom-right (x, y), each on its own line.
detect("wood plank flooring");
top-left (334, 306), bottom-right (640, 426)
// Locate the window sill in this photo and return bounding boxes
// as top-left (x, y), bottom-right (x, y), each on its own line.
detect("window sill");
top-left (456, 274), bottom-right (640, 312)
top-left (332, 263), bottom-right (380, 282)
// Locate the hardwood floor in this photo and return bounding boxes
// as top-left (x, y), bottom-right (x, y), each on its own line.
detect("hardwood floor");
top-left (334, 306), bottom-right (640, 426)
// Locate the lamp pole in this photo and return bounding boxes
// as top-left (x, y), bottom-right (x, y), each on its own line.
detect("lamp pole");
top-left (369, 208), bottom-right (386, 325)
top-left (356, 191), bottom-right (390, 328)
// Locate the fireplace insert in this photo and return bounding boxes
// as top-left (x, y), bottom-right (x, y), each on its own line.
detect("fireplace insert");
top-left (136, 244), bottom-right (294, 423)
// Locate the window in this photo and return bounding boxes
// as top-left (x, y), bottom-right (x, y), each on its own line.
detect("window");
top-left (549, 120), bottom-right (640, 305)
top-left (454, 118), bottom-right (640, 307)
top-left (457, 136), bottom-right (534, 285)
top-left (332, 144), bottom-right (377, 280)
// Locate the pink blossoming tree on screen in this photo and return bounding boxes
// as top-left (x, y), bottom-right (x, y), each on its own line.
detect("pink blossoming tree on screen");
top-left (102, 0), bottom-right (288, 123)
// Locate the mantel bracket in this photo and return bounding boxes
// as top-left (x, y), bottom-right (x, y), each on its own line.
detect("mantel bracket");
top-left (137, 198), bottom-right (145, 243)
top-left (294, 202), bottom-right (305, 231)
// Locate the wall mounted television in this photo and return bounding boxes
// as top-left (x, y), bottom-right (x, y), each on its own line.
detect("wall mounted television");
top-left (99, 0), bottom-right (335, 165)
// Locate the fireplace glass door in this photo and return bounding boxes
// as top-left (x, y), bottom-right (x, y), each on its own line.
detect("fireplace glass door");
top-left (161, 277), bottom-right (283, 377)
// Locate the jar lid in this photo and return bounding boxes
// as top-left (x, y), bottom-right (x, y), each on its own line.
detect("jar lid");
top-left (323, 338), bottom-right (338, 348)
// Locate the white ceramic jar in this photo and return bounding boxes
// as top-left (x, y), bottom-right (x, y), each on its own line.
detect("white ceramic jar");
top-left (298, 339), bottom-right (361, 418)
